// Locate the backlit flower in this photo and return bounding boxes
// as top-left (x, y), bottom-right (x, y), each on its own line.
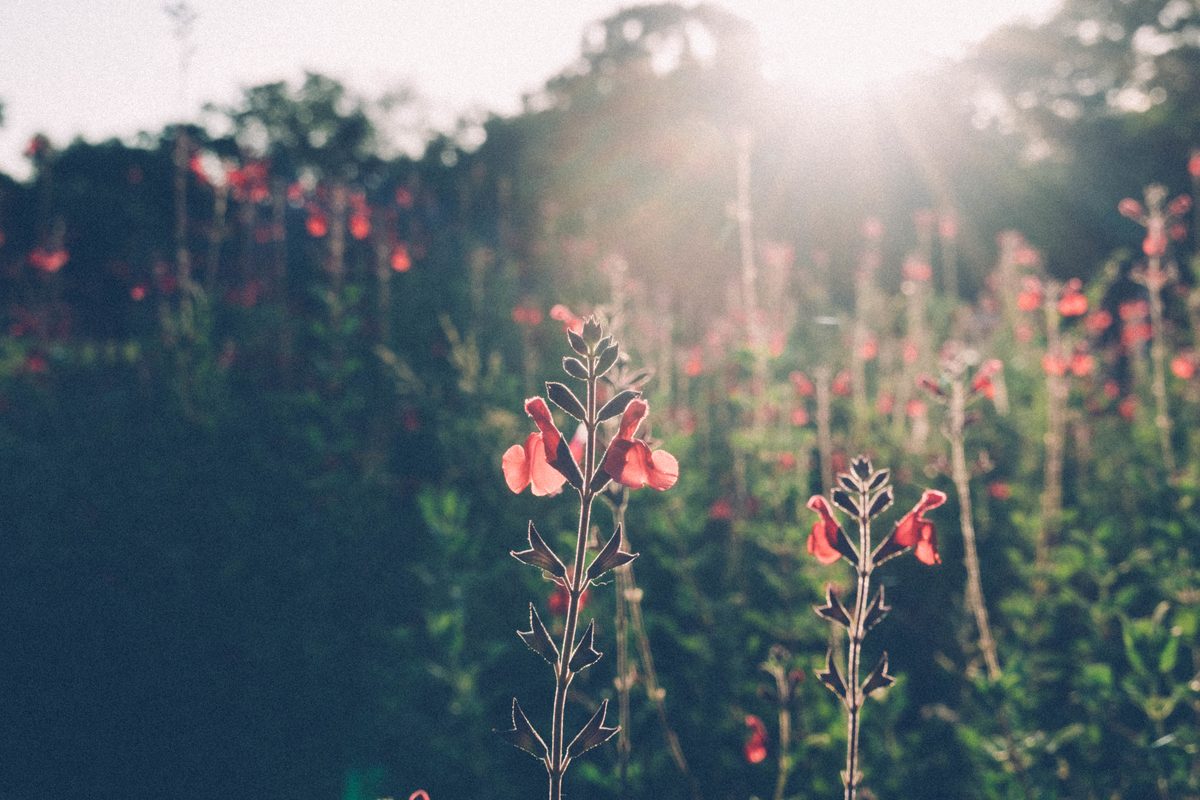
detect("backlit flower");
top-left (549, 304), bottom-right (585, 334)
top-left (890, 489), bottom-right (946, 565)
top-left (1171, 354), bottom-right (1195, 380)
top-left (805, 495), bottom-right (843, 565)
top-left (743, 715), bottom-right (768, 764)
top-left (501, 397), bottom-right (573, 496)
top-left (603, 399), bottom-right (679, 490)
top-left (1058, 282), bottom-right (1087, 317)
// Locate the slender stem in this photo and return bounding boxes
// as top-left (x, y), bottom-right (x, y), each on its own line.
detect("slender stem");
top-left (1146, 259), bottom-right (1176, 477)
top-left (549, 347), bottom-right (598, 800)
top-left (949, 380), bottom-right (1001, 681)
top-left (844, 490), bottom-right (872, 800)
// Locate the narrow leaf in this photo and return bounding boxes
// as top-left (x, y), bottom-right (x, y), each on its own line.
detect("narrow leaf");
top-left (589, 454), bottom-right (613, 493)
top-left (595, 335), bottom-right (613, 352)
top-left (813, 585), bottom-right (852, 629)
top-left (833, 521), bottom-right (860, 567)
top-left (862, 651), bottom-right (896, 696)
top-left (563, 357), bottom-right (589, 380)
top-left (546, 382), bottom-right (587, 421)
top-left (872, 531), bottom-right (907, 566)
top-left (569, 619), bottom-right (603, 672)
top-left (625, 368), bottom-right (653, 387)
top-left (586, 524), bottom-right (638, 583)
top-left (511, 522), bottom-right (567, 579)
top-left (568, 329), bottom-right (588, 355)
top-left (867, 486), bottom-right (894, 519)
top-left (837, 473), bottom-right (861, 493)
top-left (566, 698), bottom-right (619, 760)
top-left (518, 603), bottom-right (559, 667)
top-left (495, 698), bottom-right (548, 760)
top-left (597, 389), bottom-right (640, 422)
top-left (817, 648), bottom-right (847, 700)
top-left (832, 489), bottom-right (860, 518)
top-left (550, 437), bottom-right (584, 491)
top-left (862, 585), bottom-right (892, 633)
top-left (595, 342), bottom-right (620, 378)
top-left (867, 469), bottom-right (890, 491)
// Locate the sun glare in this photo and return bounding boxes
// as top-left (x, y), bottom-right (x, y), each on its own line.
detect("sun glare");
top-left (746, 0), bottom-right (1053, 98)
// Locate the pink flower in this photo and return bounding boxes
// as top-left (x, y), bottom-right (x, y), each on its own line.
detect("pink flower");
top-left (29, 247), bottom-right (69, 273)
top-left (988, 482), bottom-right (1011, 500)
top-left (549, 304), bottom-right (585, 334)
top-left (890, 489), bottom-right (946, 565)
top-left (831, 370), bottom-right (852, 397)
top-left (1118, 198), bottom-right (1145, 219)
top-left (744, 715), bottom-right (768, 764)
top-left (805, 495), bottom-right (844, 565)
top-left (603, 400), bottom-right (679, 491)
top-left (1171, 355), bottom-right (1195, 380)
top-left (789, 371), bottom-right (814, 396)
top-left (501, 398), bottom-right (572, 496)
top-left (1058, 286), bottom-right (1087, 317)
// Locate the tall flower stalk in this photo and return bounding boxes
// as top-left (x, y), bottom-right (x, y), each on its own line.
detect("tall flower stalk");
top-left (807, 456), bottom-right (945, 800)
top-left (498, 318), bottom-right (678, 800)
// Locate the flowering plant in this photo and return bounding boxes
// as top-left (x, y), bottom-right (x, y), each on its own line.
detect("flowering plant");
top-left (496, 317), bottom-right (676, 800)
top-left (807, 456), bottom-right (944, 800)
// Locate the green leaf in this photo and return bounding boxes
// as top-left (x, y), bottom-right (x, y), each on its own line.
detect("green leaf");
top-left (1158, 635), bottom-right (1179, 674)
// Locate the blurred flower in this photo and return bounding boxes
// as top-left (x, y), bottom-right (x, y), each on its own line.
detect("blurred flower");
top-left (790, 406), bottom-right (809, 426)
top-left (902, 257), bottom-right (932, 282)
top-left (902, 341), bottom-right (919, 364)
top-left (708, 498), bottom-right (733, 520)
top-left (684, 346), bottom-right (704, 377)
top-left (29, 247), bottom-right (68, 273)
top-left (769, 330), bottom-right (786, 358)
top-left (603, 399), bottom-right (679, 491)
top-left (805, 495), bottom-right (844, 565)
top-left (744, 715), bottom-right (768, 764)
top-left (1103, 380), bottom-right (1121, 400)
top-left (349, 213), bottom-right (371, 240)
top-left (391, 243), bottom-right (412, 272)
top-left (1189, 151), bottom-right (1200, 178)
top-left (861, 218), bottom-right (884, 239)
top-left (549, 304), bottom-right (585, 335)
top-left (1058, 281), bottom-right (1087, 316)
top-left (1016, 276), bottom-right (1042, 312)
top-left (1171, 354), bottom-right (1195, 380)
top-left (789, 371), bottom-right (814, 397)
top-left (972, 359), bottom-right (1002, 398)
top-left (1042, 353), bottom-right (1068, 377)
top-left (890, 489), bottom-right (946, 565)
top-left (1121, 322), bottom-right (1152, 347)
top-left (1015, 324), bottom-right (1034, 343)
top-left (778, 451), bottom-right (797, 470)
top-left (1085, 310), bottom-right (1112, 333)
top-left (938, 213), bottom-right (958, 239)
top-left (876, 392), bottom-right (895, 415)
top-left (906, 398), bottom-right (927, 418)
top-left (1118, 198), bottom-right (1145, 219)
top-left (305, 210), bottom-right (328, 238)
top-left (1071, 352), bottom-right (1095, 377)
top-left (1168, 195), bottom-right (1192, 217)
top-left (512, 305), bottom-right (543, 326)
top-left (988, 481), bottom-right (1011, 500)
top-left (912, 209), bottom-right (936, 234)
top-left (859, 336), bottom-right (878, 361)
top-left (1119, 395), bottom-right (1138, 421)
top-left (1119, 300), bottom-right (1148, 321)
top-left (130, 284), bottom-right (147, 301)
top-left (831, 370), bottom-right (852, 396)
top-left (409, 792), bottom-right (431, 800)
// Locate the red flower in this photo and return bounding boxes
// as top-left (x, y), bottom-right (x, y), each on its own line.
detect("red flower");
top-left (501, 398), bottom-right (571, 496)
top-left (938, 214), bottom-right (958, 239)
top-left (988, 481), bottom-right (1011, 500)
top-left (906, 398), bottom-right (927, 418)
top-left (972, 359), bottom-right (1002, 397)
top-left (805, 495), bottom-right (843, 565)
top-left (1119, 300), bottom-right (1148, 321)
top-left (603, 399), bottom-right (679, 491)
top-left (1042, 353), bottom-right (1068, 376)
top-left (859, 336), bottom-right (878, 361)
top-left (29, 247), bottom-right (69, 273)
top-left (1085, 310), bottom-right (1112, 333)
top-left (831, 370), bottom-right (852, 396)
top-left (1071, 352), bottom-right (1095, 377)
top-left (1118, 198), bottom-right (1145, 219)
top-left (743, 715), bottom-right (768, 764)
top-left (349, 213), bottom-right (371, 240)
top-left (790, 406), bottom-right (809, 426)
top-left (684, 346), bottom-right (704, 377)
top-left (511, 305), bottom-right (543, 326)
top-left (1171, 354), bottom-right (1195, 380)
top-left (789, 371), bottom-right (814, 396)
top-left (306, 212), bottom-right (327, 238)
top-left (876, 392), bottom-right (895, 415)
top-left (1190, 152), bottom-right (1200, 178)
top-left (902, 341), bottom-right (919, 364)
top-left (890, 489), bottom-right (946, 565)
top-left (1103, 379), bottom-right (1121, 400)
top-left (1058, 287), bottom-right (1087, 317)
top-left (1144, 233), bottom-right (1167, 257)
top-left (409, 792), bottom-right (430, 800)
top-left (778, 451), bottom-right (797, 470)
top-left (769, 330), bottom-right (786, 358)
top-left (1168, 195), bottom-right (1192, 217)
top-left (391, 243), bottom-right (412, 272)
top-left (1119, 395), bottom-right (1138, 421)
top-left (902, 257), bottom-right (932, 282)
top-left (549, 304), bottom-right (585, 334)
top-left (708, 498), bottom-right (733, 520)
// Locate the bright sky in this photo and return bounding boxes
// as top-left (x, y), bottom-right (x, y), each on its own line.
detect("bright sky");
top-left (0, 0), bottom-right (1062, 179)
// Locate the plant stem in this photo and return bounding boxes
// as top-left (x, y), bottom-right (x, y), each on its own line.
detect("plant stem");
top-left (949, 379), bottom-right (1001, 681)
top-left (1145, 258), bottom-right (1176, 477)
top-left (549, 348), bottom-right (599, 800)
top-left (844, 487), bottom-right (872, 800)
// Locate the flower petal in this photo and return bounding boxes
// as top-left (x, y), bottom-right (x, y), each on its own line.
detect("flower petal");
top-left (616, 398), bottom-right (649, 441)
top-left (604, 439), bottom-right (650, 489)
top-left (914, 521), bottom-right (941, 565)
top-left (502, 441), bottom-right (531, 493)
top-left (527, 433), bottom-right (567, 496)
top-left (525, 397), bottom-right (561, 455)
top-left (647, 449), bottom-right (679, 490)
